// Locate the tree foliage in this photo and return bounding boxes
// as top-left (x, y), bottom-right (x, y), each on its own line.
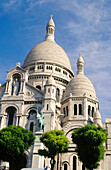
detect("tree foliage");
top-left (72, 125), bottom-right (108, 170)
top-left (38, 130), bottom-right (69, 169)
top-left (0, 125), bottom-right (35, 170)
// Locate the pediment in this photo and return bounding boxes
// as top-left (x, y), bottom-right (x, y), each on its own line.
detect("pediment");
top-left (6, 66), bottom-right (27, 80)
top-left (7, 66), bottom-right (26, 74)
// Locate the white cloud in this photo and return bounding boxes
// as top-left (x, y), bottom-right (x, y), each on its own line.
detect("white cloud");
top-left (1, 0), bottom-right (22, 11)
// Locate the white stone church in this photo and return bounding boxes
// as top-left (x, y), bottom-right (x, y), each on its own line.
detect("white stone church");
top-left (0, 16), bottom-right (111, 170)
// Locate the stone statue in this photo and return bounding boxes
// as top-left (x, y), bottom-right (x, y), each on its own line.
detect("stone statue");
top-left (37, 112), bottom-right (45, 132)
top-left (13, 78), bottom-right (19, 95)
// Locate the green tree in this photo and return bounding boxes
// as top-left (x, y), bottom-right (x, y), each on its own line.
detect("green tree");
top-left (38, 130), bottom-right (69, 170)
top-left (0, 125), bottom-right (35, 170)
top-left (72, 124), bottom-right (108, 170)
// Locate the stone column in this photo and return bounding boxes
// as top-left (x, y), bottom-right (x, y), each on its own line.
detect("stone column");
top-left (31, 131), bottom-right (44, 168)
top-left (35, 62), bottom-right (37, 72)
top-left (4, 80), bottom-right (10, 94)
top-left (83, 95), bottom-right (88, 120)
top-left (44, 62), bottom-right (46, 72)
top-left (19, 80), bottom-right (24, 94)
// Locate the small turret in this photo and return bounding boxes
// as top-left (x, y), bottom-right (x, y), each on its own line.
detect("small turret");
top-left (45, 15), bottom-right (55, 42)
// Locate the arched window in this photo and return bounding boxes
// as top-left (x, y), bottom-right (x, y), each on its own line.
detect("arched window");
top-left (92, 107), bottom-right (94, 117)
top-left (64, 164), bottom-right (67, 170)
top-left (82, 164), bottom-right (85, 170)
top-left (36, 85), bottom-right (41, 90)
top-left (56, 88), bottom-right (60, 102)
top-left (28, 110), bottom-right (36, 120)
top-left (88, 105), bottom-right (90, 116)
top-left (73, 156), bottom-right (76, 170)
top-left (79, 104), bottom-right (82, 115)
top-left (74, 104), bottom-right (77, 115)
top-left (6, 107), bottom-right (16, 126)
top-left (30, 122), bottom-right (34, 133)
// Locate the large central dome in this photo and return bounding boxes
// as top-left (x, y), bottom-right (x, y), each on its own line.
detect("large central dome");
top-left (22, 16), bottom-right (72, 71)
top-left (23, 40), bottom-right (71, 70)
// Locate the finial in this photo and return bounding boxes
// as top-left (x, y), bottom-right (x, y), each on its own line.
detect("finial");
top-left (79, 52), bottom-right (82, 57)
top-left (50, 14), bottom-right (53, 19)
top-left (16, 62), bottom-right (20, 67)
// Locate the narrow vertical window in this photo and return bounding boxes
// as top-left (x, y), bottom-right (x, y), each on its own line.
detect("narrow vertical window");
top-left (64, 164), bottom-right (67, 170)
top-left (48, 88), bottom-right (50, 93)
top-left (88, 105), bottom-right (90, 116)
top-left (30, 122), bottom-right (34, 133)
top-left (47, 104), bottom-right (49, 110)
top-left (66, 106), bottom-right (68, 117)
top-left (92, 107), bottom-right (94, 117)
top-left (74, 104), bottom-right (77, 115)
top-left (79, 104), bottom-right (82, 115)
top-left (56, 88), bottom-right (60, 102)
top-left (63, 108), bottom-right (65, 117)
top-left (17, 116), bottom-right (20, 126)
top-left (73, 156), bottom-right (76, 170)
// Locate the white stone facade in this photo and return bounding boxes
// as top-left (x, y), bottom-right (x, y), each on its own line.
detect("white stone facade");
top-left (0, 16), bottom-right (111, 170)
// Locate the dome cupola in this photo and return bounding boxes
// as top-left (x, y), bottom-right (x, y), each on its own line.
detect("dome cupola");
top-left (45, 15), bottom-right (55, 42)
top-left (77, 53), bottom-right (84, 75)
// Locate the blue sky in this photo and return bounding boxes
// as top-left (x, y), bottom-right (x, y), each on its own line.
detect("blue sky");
top-left (0, 0), bottom-right (111, 121)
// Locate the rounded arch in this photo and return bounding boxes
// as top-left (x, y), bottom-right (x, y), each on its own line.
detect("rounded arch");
top-left (65, 125), bottom-right (83, 136)
top-left (36, 85), bottom-right (41, 90)
top-left (62, 161), bottom-right (70, 166)
top-left (24, 106), bottom-right (38, 116)
top-left (4, 104), bottom-right (19, 116)
top-left (7, 70), bottom-right (23, 80)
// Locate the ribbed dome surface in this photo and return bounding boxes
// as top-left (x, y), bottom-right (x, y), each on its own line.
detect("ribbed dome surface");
top-left (65, 74), bottom-right (96, 98)
top-left (23, 40), bottom-right (71, 70)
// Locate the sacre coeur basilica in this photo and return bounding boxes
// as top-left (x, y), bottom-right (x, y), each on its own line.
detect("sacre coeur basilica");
top-left (0, 16), bottom-right (111, 170)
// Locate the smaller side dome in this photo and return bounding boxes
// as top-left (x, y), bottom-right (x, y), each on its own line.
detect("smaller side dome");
top-left (46, 75), bottom-right (55, 85)
top-left (94, 110), bottom-right (102, 120)
top-left (94, 110), bottom-right (102, 126)
top-left (64, 54), bottom-right (96, 98)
